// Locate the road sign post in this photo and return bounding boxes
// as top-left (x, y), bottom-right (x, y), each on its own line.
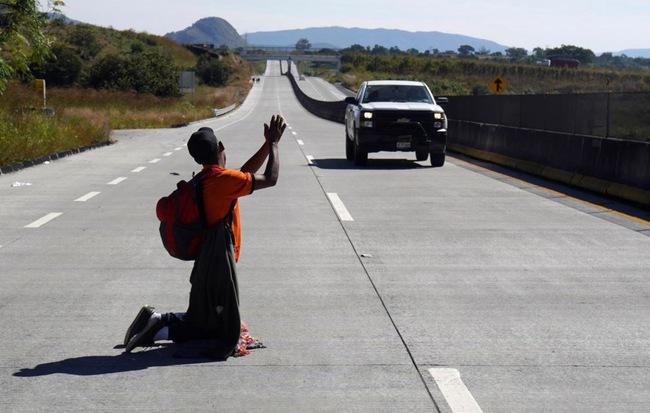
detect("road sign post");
top-left (34, 79), bottom-right (46, 108)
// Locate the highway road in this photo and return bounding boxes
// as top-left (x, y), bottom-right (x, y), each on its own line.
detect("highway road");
top-left (2, 60), bottom-right (650, 412)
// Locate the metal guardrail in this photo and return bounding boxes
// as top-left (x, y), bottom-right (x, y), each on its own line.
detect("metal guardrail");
top-left (212, 104), bottom-right (237, 117)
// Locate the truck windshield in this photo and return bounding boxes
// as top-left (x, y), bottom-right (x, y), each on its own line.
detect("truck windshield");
top-left (362, 85), bottom-right (432, 104)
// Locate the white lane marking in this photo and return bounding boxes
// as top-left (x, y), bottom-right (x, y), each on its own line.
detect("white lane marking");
top-left (291, 131), bottom-right (298, 136)
top-left (174, 147), bottom-right (183, 151)
top-left (107, 177), bottom-right (127, 185)
top-left (429, 368), bottom-right (483, 413)
top-left (326, 193), bottom-right (354, 222)
top-left (25, 212), bottom-right (63, 228)
top-left (149, 158), bottom-right (161, 164)
top-left (297, 139), bottom-right (304, 146)
top-left (132, 166), bottom-right (146, 173)
top-left (306, 155), bottom-right (314, 165)
top-left (163, 152), bottom-right (173, 157)
top-left (74, 191), bottom-right (100, 202)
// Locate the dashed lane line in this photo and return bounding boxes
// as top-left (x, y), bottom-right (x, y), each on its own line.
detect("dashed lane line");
top-left (107, 177), bottom-right (127, 185)
top-left (326, 193), bottom-right (354, 222)
top-left (132, 166), bottom-right (146, 173)
top-left (74, 191), bottom-right (101, 202)
top-left (149, 158), bottom-right (161, 164)
top-left (429, 368), bottom-right (483, 413)
top-left (25, 212), bottom-right (63, 228)
top-left (306, 155), bottom-right (314, 165)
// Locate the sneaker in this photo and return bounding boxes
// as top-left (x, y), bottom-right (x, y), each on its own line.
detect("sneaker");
top-left (124, 305), bottom-right (155, 346)
top-left (125, 317), bottom-right (163, 353)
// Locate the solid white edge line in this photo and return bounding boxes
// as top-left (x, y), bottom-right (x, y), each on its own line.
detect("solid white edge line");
top-left (107, 177), bottom-right (127, 185)
top-left (74, 191), bottom-right (101, 202)
top-left (326, 193), bottom-right (354, 222)
top-left (25, 212), bottom-right (63, 228)
top-left (132, 166), bottom-right (146, 173)
top-left (428, 368), bottom-right (483, 413)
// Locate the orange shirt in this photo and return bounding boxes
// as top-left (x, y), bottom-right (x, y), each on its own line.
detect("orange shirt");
top-left (200, 165), bottom-right (255, 262)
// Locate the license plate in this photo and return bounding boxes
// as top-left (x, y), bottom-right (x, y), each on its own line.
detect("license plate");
top-left (397, 135), bottom-right (411, 149)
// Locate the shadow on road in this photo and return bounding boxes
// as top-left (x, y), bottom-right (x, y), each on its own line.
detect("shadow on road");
top-left (311, 158), bottom-right (428, 170)
top-left (13, 345), bottom-right (219, 377)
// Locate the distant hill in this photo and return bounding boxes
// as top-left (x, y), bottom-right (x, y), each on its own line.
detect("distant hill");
top-left (616, 49), bottom-right (650, 58)
top-left (164, 17), bottom-right (508, 53)
top-left (165, 17), bottom-right (246, 48)
top-left (243, 26), bottom-right (509, 53)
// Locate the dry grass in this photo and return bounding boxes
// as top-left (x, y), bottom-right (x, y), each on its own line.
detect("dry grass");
top-left (0, 70), bottom-right (254, 166)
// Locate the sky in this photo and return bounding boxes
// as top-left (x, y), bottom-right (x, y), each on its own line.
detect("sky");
top-left (40, 0), bottom-right (649, 54)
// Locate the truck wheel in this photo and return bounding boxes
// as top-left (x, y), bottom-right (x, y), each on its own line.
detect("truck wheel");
top-left (415, 150), bottom-right (428, 161)
top-left (345, 130), bottom-right (353, 161)
top-left (430, 152), bottom-right (445, 167)
top-left (353, 135), bottom-right (368, 166)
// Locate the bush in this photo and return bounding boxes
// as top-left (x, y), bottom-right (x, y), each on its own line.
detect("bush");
top-left (30, 43), bottom-right (83, 87)
top-left (196, 55), bottom-right (232, 87)
top-left (87, 51), bottom-right (180, 97)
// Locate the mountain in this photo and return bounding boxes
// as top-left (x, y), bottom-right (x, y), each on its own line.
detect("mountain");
top-left (243, 26), bottom-right (509, 53)
top-left (164, 17), bottom-right (509, 53)
top-left (616, 49), bottom-right (650, 58)
top-left (165, 17), bottom-right (246, 48)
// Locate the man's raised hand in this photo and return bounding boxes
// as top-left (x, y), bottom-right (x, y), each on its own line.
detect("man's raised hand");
top-left (264, 114), bottom-right (287, 144)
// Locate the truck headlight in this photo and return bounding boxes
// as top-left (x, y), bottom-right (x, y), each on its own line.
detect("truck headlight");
top-left (361, 112), bottom-right (374, 127)
top-left (433, 112), bottom-right (444, 120)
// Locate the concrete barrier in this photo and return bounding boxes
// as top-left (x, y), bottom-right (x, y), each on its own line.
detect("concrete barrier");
top-left (285, 72), bottom-right (347, 123)
top-left (449, 120), bottom-right (650, 207)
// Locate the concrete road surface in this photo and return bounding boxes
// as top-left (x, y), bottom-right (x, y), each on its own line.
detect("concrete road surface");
top-left (2, 61), bottom-right (650, 412)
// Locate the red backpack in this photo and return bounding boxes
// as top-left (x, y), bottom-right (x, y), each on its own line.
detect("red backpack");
top-left (156, 171), bottom-right (209, 260)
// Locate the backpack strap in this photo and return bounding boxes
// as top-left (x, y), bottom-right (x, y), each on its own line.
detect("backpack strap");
top-left (192, 170), bottom-right (209, 228)
top-left (193, 170), bottom-right (236, 229)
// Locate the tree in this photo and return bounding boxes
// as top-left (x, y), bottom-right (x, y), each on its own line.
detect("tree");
top-left (505, 47), bottom-right (528, 61)
top-left (196, 55), bottom-right (231, 87)
top-left (0, 0), bottom-right (64, 93)
top-left (87, 53), bottom-right (131, 91)
top-left (30, 42), bottom-right (82, 86)
top-left (458, 45), bottom-right (475, 56)
top-left (295, 38), bottom-right (311, 51)
top-left (67, 23), bottom-right (100, 59)
top-left (128, 51), bottom-right (180, 97)
top-left (546, 44), bottom-right (595, 64)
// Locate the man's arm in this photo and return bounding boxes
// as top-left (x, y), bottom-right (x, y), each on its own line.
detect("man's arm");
top-left (252, 115), bottom-right (286, 190)
top-left (240, 141), bottom-right (269, 174)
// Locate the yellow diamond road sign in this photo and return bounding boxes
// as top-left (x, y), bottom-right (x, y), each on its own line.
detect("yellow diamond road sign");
top-left (490, 76), bottom-right (507, 94)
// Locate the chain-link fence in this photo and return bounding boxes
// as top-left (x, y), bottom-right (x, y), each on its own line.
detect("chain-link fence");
top-left (445, 92), bottom-right (650, 142)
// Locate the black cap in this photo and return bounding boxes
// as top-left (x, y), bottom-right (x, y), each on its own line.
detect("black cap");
top-left (188, 127), bottom-right (219, 164)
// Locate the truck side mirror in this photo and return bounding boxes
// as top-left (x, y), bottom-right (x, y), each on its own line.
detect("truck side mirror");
top-left (345, 96), bottom-right (357, 104)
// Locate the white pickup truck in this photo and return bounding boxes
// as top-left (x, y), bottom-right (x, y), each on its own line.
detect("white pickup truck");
top-left (344, 80), bottom-right (448, 167)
